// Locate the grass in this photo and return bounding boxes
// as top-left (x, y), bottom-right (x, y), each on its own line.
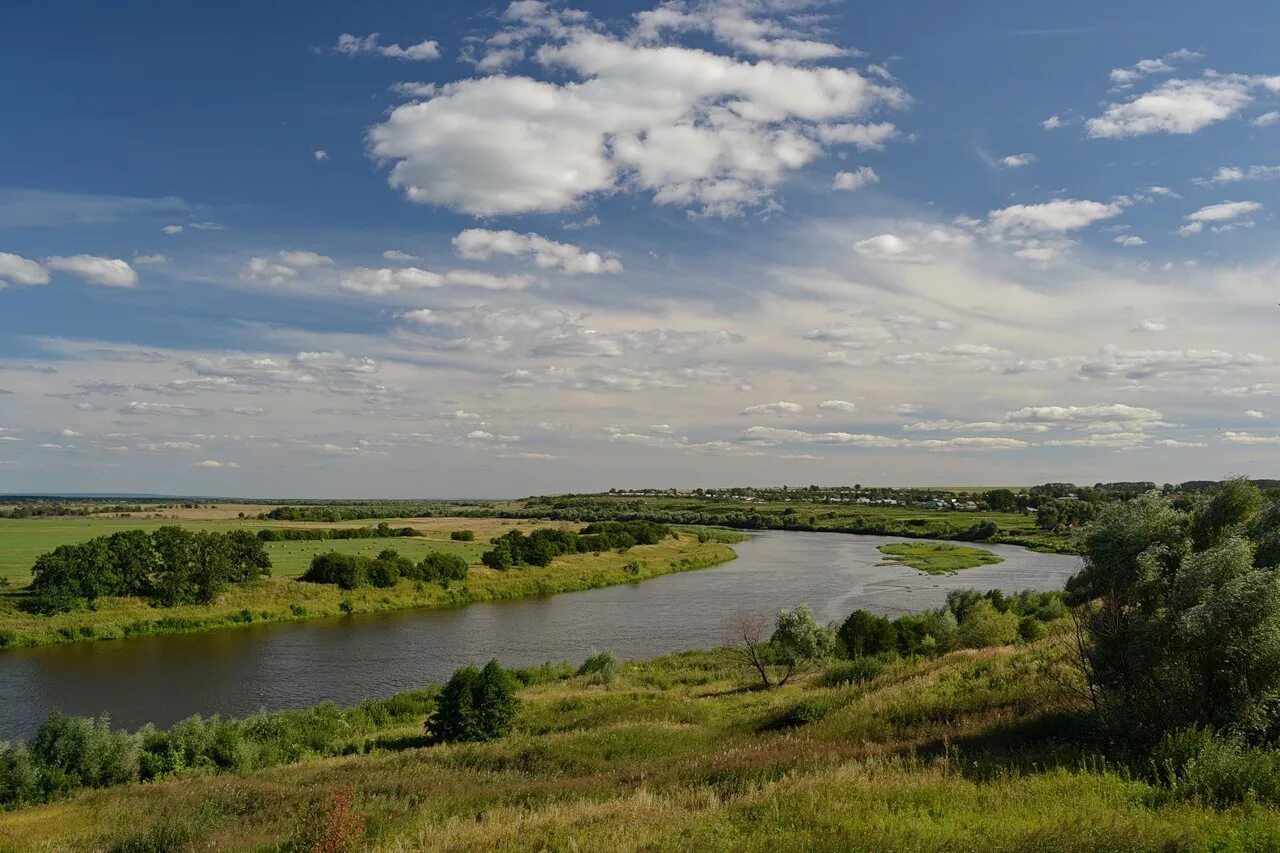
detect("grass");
top-left (4, 637), bottom-right (1279, 851)
top-left (0, 532), bottom-right (735, 648)
top-left (877, 542), bottom-right (1004, 575)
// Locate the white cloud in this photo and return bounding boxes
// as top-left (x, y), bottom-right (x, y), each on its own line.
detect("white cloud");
top-left (1041, 114), bottom-right (1066, 130)
top-left (1154, 439), bottom-right (1207, 448)
top-left (999, 153), bottom-right (1037, 168)
top-left (1178, 200), bottom-right (1262, 236)
top-left (1005, 403), bottom-right (1166, 429)
top-left (742, 426), bottom-right (906, 448)
top-left (195, 459), bottom-right (240, 469)
top-left (366, 9), bottom-right (907, 216)
top-left (1135, 318), bottom-right (1167, 332)
top-left (817, 400), bottom-right (857, 412)
top-left (340, 266), bottom-right (538, 295)
top-left (133, 254), bottom-right (169, 265)
top-left (1108, 49), bottom-right (1200, 87)
top-left (334, 33), bottom-right (440, 61)
top-left (740, 401), bottom-right (803, 416)
top-left (313, 149), bottom-right (329, 161)
top-left (1114, 235), bottom-right (1145, 247)
top-left (162, 225), bottom-right (184, 235)
top-left (46, 255), bottom-right (138, 287)
top-left (239, 257), bottom-right (298, 285)
top-left (1253, 111), bottom-right (1280, 127)
top-left (1246, 409), bottom-right (1266, 419)
top-left (1080, 346), bottom-right (1266, 380)
top-left (382, 250), bottom-right (419, 262)
top-left (985, 199), bottom-right (1125, 235)
top-left (1087, 73), bottom-right (1279, 138)
top-left (120, 401), bottom-right (206, 417)
top-left (0, 252), bottom-right (50, 287)
top-left (832, 166), bottom-right (879, 191)
top-left (853, 234), bottom-right (933, 263)
top-left (633, 0), bottom-right (850, 62)
top-left (1222, 431), bottom-right (1280, 445)
top-left (453, 229), bottom-right (622, 274)
top-left (1198, 165), bottom-right (1280, 184)
top-left (277, 250), bottom-right (334, 268)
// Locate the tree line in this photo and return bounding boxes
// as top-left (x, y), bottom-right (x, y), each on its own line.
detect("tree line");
top-left (480, 520), bottom-right (673, 570)
top-left (27, 528), bottom-right (272, 614)
top-left (299, 549), bottom-right (468, 590)
top-left (732, 588), bottom-right (1067, 688)
top-left (254, 523), bottom-right (421, 541)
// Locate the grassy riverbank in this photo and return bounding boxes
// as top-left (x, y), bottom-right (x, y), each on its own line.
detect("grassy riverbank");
top-left (877, 542), bottom-right (1004, 575)
top-left (3, 636), bottom-right (1277, 851)
top-left (0, 532), bottom-right (735, 649)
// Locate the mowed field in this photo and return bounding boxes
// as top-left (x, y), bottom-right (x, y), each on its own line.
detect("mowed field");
top-left (0, 513), bottom-right (556, 583)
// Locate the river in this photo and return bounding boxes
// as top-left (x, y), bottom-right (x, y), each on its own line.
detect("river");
top-left (0, 530), bottom-right (1079, 741)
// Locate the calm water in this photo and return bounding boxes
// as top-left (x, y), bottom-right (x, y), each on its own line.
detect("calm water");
top-left (0, 531), bottom-right (1079, 741)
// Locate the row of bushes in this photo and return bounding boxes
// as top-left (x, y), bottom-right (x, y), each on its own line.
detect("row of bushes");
top-left (299, 549), bottom-right (468, 590)
top-left (480, 521), bottom-right (673, 570)
top-left (27, 527), bottom-right (272, 614)
top-left (262, 504), bottom-right (443, 522)
top-left (254, 523), bottom-right (420, 542)
top-left (0, 656), bottom-right (541, 810)
top-left (837, 588), bottom-right (1068, 660)
top-left (0, 692), bottom-right (434, 810)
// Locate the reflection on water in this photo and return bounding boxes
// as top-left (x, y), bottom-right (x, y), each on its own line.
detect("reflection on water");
top-left (0, 530), bottom-right (1078, 741)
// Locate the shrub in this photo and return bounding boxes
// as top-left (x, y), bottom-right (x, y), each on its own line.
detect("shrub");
top-left (820, 657), bottom-right (885, 687)
top-left (954, 599), bottom-right (1020, 649)
top-left (577, 651), bottom-right (619, 684)
top-left (450, 530), bottom-right (475, 541)
top-left (1153, 727), bottom-right (1280, 806)
top-left (417, 552), bottom-right (469, 584)
top-left (1017, 615), bottom-right (1046, 642)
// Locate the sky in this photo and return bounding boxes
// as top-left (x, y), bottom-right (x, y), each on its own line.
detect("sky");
top-left (1, 0), bottom-right (1279, 497)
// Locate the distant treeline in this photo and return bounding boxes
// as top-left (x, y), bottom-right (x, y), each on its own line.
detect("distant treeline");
top-left (300, 549), bottom-right (468, 590)
top-left (262, 504), bottom-right (449, 522)
top-left (254, 524), bottom-right (421, 542)
top-left (481, 520), bottom-right (672, 570)
top-left (27, 528), bottom-right (271, 614)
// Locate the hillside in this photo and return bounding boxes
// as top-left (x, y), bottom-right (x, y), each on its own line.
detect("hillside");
top-left (3, 636), bottom-right (1275, 851)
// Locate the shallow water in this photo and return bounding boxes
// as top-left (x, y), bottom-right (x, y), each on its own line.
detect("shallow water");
top-left (0, 530), bottom-right (1079, 741)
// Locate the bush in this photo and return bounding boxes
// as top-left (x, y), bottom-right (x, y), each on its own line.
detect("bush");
top-left (1017, 615), bottom-right (1047, 642)
top-left (1153, 727), bottom-right (1280, 806)
top-left (837, 610), bottom-right (897, 658)
top-left (954, 599), bottom-right (1020, 649)
top-left (450, 530), bottom-right (475, 541)
top-left (577, 651), bottom-right (619, 684)
top-left (416, 552), bottom-right (469, 584)
top-left (819, 657), bottom-right (885, 687)
top-left (431, 660), bottom-right (520, 743)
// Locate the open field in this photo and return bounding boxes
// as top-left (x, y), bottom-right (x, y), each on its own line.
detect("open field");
top-left (0, 514), bottom-right (556, 583)
top-left (877, 542), bottom-right (1004, 575)
top-left (2, 636), bottom-right (1276, 851)
top-left (0, 532), bottom-right (734, 648)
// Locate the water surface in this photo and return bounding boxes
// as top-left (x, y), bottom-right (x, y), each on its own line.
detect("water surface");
top-left (0, 531), bottom-right (1079, 741)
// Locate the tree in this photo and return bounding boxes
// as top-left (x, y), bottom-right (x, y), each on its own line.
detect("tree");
top-left (151, 526), bottom-right (199, 606)
top-left (837, 610), bottom-right (898, 658)
top-left (223, 530), bottom-right (272, 582)
top-left (1071, 485), bottom-right (1280, 742)
top-left (770, 605), bottom-right (835, 685)
top-left (729, 613), bottom-right (775, 687)
top-left (985, 489), bottom-right (1017, 511)
top-left (431, 660), bottom-right (520, 742)
top-left (954, 599), bottom-right (1019, 649)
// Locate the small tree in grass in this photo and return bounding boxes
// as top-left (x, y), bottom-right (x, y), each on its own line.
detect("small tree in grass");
top-left (430, 660), bottom-right (520, 742)
top-left (770, 605), bottom-right (835, 685)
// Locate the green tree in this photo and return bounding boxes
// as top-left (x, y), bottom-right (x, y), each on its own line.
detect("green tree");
top-left (985, 488), bottom-right (1017, 511)
top-left (837, 610), bottom-right (898, 658)
top-left (431, 661), bottom-right (520, 742)
top-left (770, 605), bottom-right (835, 685)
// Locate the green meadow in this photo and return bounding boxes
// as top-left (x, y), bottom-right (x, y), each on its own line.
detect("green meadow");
top-left (877, 541), bottom-right (1004, 575)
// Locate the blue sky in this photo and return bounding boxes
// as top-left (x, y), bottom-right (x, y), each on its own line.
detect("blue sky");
top-left (2, 0), bottom-right (1279, 496)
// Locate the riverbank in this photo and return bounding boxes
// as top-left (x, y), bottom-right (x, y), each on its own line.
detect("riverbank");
top-left (2, 637), bottom-right (1275, 850)
top-left (0, 533), bottom-right (736, 649)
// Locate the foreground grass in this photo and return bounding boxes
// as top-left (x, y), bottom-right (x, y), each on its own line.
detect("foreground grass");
top-left (0, 533), bottom-right (734, 648)
top-left (877, 542), bottom-right (1004, 575)
top-left (3, 638), bottom-right (1277, 851)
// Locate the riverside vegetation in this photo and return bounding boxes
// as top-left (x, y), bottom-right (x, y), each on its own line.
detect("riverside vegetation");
top-left (876, 541), bottom-right (1005, 575)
